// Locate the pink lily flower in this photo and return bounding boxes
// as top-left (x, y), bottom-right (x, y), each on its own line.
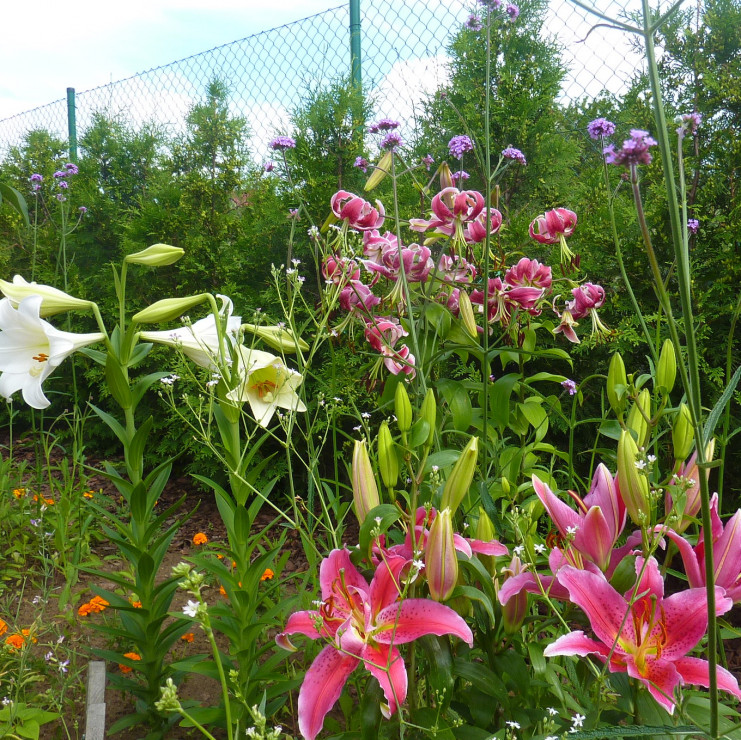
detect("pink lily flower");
top-left (363, 230), bottom-right (398, 265)
top-left (504, 257), bottom-right (552, 292)
top-left (331, 190), bottom-right (385, 231)
top-left (464, 206), bottom-right (502, 243)
top-left (276, 549), bottom-right (473, 740)
top-left (365, 243), bottom-right (434, 283)
top-left (409, 187), bottom-right (485, 237)
top-left (338, 280), bottom-right (380, 315)
top-left (567, 282), bottom-right (605, 319)
top-left (553, 308), bottom-right (579, 343)
top-left (544, 557), bottom-right (741, 714)
top-left (364, 317), bottom-right (408, 354)
top-left (666, 493), bottom-right (741, 602)
top-left (322, 255), bottom-right (360, 286)
top-left (529, 207), bottom-right (577, 243)
top-left (383, 344), bottom-right (416, 378)
top-left (533, 465), bottom-right (626, 572)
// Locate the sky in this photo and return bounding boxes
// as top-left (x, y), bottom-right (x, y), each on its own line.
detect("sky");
top-left (0, 0), bottom-right (343, 120)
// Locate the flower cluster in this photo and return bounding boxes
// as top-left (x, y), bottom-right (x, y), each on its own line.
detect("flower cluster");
top-left (604, 128), bottom-right (657, 167)
top-left (587, 117), bottom-right (616, 140)
top-left (78, 595), bottom-right (110, 616)
top-left (448, 134), bottom-right (474, 160)
top-left (502, 146), bottom-right (527, 165)
top-left (269, 136), bottom-right (296, 151)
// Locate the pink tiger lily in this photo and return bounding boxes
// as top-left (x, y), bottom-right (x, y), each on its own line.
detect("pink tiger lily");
top-left (276, 549), bottom-right (473, 740)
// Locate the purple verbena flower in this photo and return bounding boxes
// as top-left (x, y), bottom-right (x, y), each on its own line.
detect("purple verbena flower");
top-left (502, 146), bottom-right (527, 165)
top-left (687, 218), bottom-right (699, 234)
top-left (422, 154), bottom-right (434, 170)
top-left (677, 112), bottom-right (702, 137)
top-left (466, 13), bottom-right (483, 30)
top-left (52, 170), bottom-right (65, 179)
top-left (30, 173), bottom-right (43, 183)
top-left (506, 3), bottom-right (520, 20)
top-left (561, 378), bottom-right (577, 395)
top-left (65, 162), bottom-right (78, 175)
top-left (587, 118), bottom-right (616, 140)
top-left (78, 206), bottom-right (88, 214)
top-left (603, 129), bottom-right (657, 167)
top-left (380, 131), bottom-right (403, 151)
top-left (368, 118), bottom-right (400, 134)
top-left (270, 136), bottom-right (296, 151)
top-left (263, 160), bottom-right (275, 173)
top-left (55, 194), bottom-right (66, 202)
top-left (354, 156), bottom-right (369, 173)
top-left (452, 170), bottom-right (470, 182)
top-left (58, 181), bottom-right (68, 189)
top-left (448, 134), bottom-right (474, 159)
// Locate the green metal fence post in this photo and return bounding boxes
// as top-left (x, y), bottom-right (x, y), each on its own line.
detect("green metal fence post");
top-left (66, 87), bottom-right (78, 162)
top-left (349, 0), bottom-right (361, 89)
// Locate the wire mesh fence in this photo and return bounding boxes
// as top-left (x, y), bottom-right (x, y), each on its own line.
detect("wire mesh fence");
top-left (0, 0), bottom-right (643, 160)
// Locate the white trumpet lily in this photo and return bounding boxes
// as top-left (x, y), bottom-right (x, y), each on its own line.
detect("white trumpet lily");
top-left (0, 296), bottom-right (105, 409)
top-left (227, 348), bottom-right (306, 427)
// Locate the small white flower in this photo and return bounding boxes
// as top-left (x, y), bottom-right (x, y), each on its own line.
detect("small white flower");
top-left (506, 721), bottom-right (521, 729)
top-left (361, 411), bottom-right (371, 419)
top-left (547, 707), bottom-right (558, 716)
top-left (513, 545), bottom-right (525, 555)
top-left (431, 465), bottom-right (439, 473)
top-left (534, 543), bottom-right (546, 554)
top-left (566, 525), bottom-right (579, 536)
top-left (311, 600), bottom-right (326, 608)
top-left (647, 454), bottom-right (656, 463)
top-left (412, 559), bottom-right (425, 571)
top-left (375, 516), bottom-right (382, 525)
top-left (634, 459), bottom-right (647, 470)
top-left (353, 425), bottom-right (362, 432)
top-left (182, 599), bottom-right (201, 618)
top-left (571, 712), bottom-right (586, 729)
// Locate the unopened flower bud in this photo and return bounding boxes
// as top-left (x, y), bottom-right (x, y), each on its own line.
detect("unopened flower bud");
top-left (656, 339), bottom-right (676, 394)
top-left (617, 429), bottom-right (650, 526)
top-left (420, 388), bottom-right (437, 447)
top-left (240, 323), bottom-right (309, 353)
top-left (132, 294), bottom-right (210, 324)
top-left (438, 162), bottom-right (455, 191)
top-left (672, 403), bottom-right (694, 462)
top-left (475, 508), bottom-right (497, 576)
top-left (626, 388), bottom-right (651, 448)
top-left (364, 151), bottom-right (393, 191)
top-left (426, 508), bottom-right (457, 601)
top-left (458, 290), bottom-right (478, 338)
top-left (377, 422), bottom-right (399, 490)
top-left (0, 275), bottom-right (93, 316)
top-left (441, 436), bottom-right (479, 514)
top-left (125, 243), bottom-right (185, 267)
top-left (606, 352), bottom-right (627, 419)
top-left (499, 555), bottom-right (528, 633)
top-left (394, 382), bottom-right (412, 433)
top-left (352, 440), bottom-right (380, 524)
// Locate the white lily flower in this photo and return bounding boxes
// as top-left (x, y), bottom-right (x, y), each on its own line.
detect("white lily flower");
top-left (0, 296), bottom-right (105, 409)
top-left (139, 295), bottom-right (240, 370)
top-left (0, 275), bottom-right (93, 316)
top-left (227, 347), bottom-right (307, 427)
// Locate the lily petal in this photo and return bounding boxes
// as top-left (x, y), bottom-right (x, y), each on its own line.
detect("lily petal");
top-left (298, 644), bottom-right (359, 740)
top-left (533, 474), bottom-right (581, 536)
top-left (625, 654), bottom-right (681, 714)
top-left (361, 643), bottom-right (408, 717)
top-left (674, 656), bottom-right (741, 703)
top-left (543, 629), bottom-right (610, 659)
top-left (373, 599), bottom-right (473, 646)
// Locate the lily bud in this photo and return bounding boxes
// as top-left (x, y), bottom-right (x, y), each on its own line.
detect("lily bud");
top-left (438, 162), bottom-right (454, 191)
top-left (606, 352), bottom-right (627, 419)
top-left (125, 243), bottom-right (185, 267)
top-left (364, 151), bottom-right (393, 191)
top-left (672, 403), bottom-right (694, 462)
top-left (617, 429), bottom-right (650, 526)
top-left (499, 555), bottom-right (528, 633)
top-left (668, 439), bottom-right (716, 532)
top-left (440, 436), bottom-right (479, 514)
top-left (420, 388), bottom-right (437, 447)
top-left (0, 275), bottom-right (93, 316)
top-left (132, 294), bottom-right (210, 324)
top-left (458, 290), bottom-right (478, 338)
top-left (656, 339), bottom-right (676, 394)
top-left (394, 382), bottom-right (412, 433)
top-left (240, 323), bottom-right (309, 353)
top-left (377, 422), bottom-right (399, 490)
top-left (425, 508), bottom-right (458, 602)
top-left (352, 440), bottom-right (380, 524)
top-left (475, 508), bottom-right (497, 576)
top-left (626, 388), bottom-right (651, 448)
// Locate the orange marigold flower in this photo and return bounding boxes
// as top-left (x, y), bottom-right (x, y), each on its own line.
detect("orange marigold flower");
top-left (192, 532), bottom-right (208, 546)
top-left (83, 491), bottom-right (94, 499)
top-left (78, 603), bottom-right (93, 617)
top-left (44, 497), bottom-right (55, 506)
top-left (119, 652), bottom-right (141, 673)
top-left (0, 619), bottom-right (7, 637)
top-left (89, 596), bottom-right (109, 613)
top-left (131, 600), bottom-right (142, 609)
top-left (216, 553), bottom-right (224, 560)
top-left (219, 585), bottom-right (227, 596)
top-left (21, 628), bottom-right (37, 644)
top-left (5, 633), bottom-right (24, 650)
top-left (260, 568), bottom-right (275, 581)
top-left (13, 488), bottom-right (26, 499)
top-left (180, 632), bottom-right (195, 643)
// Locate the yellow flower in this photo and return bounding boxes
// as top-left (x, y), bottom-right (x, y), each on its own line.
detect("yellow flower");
top-left (12, 488), bottom-right (26, 499)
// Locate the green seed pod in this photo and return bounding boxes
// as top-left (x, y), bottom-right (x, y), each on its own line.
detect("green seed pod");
top-left (440, 436), bottom-right (479, 514)
top-left (394, 382), bottom-right (412, 433)
top-left (656, 339), bottom-right (677, 394)
top-left (626, 388), bottom-right (651, 448)
top-left (607, 352), bottom-right (627, 419)
top-left (420, 388), bottom-right (437, 447)
top-left (377, 422), bottom-right (399, 490)
top-left (672, 403), bottom-right (694, 462)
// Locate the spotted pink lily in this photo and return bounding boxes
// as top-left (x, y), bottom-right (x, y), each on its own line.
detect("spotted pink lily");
top-left (276, 549), bottom-right (473, 740)
top-left (544, 556), bottom-right (741, 713)
top-left (409, 187), bottom-right (485, 239)
top-left (330, 190), bottom-right (385, 231)
top-left (666, 493), bottom-right (741, 602)
top-left (533, 465), bottom-right (626, 572)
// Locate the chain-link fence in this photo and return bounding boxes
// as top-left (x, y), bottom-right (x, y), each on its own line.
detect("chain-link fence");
top-left (0, 0), bottom-right (642, 160)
